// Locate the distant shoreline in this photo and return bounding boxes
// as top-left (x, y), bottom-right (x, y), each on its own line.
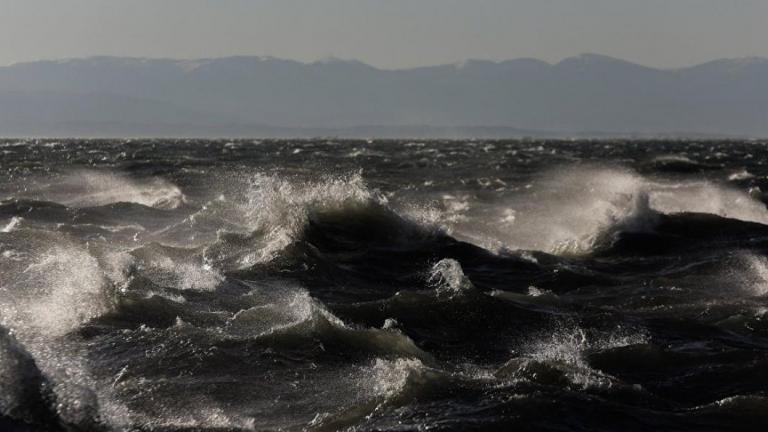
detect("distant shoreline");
top-left (2, 55), bottom-right (766, 138)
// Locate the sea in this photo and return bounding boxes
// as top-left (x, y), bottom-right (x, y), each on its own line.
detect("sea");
top-left (2, 138), bottom-right (768, 431)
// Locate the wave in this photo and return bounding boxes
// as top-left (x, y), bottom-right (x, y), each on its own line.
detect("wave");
top-left (19, 167), bottom-right (766, 267)
top-left (201, 172), bottom-right (440, 271)
top-left (715, 252), bottom-right (768, 298)
top-left (125, 243), bottom-right (223, 292)
top-left (477, 167), bottom-right (768, 256)
top-left (364, 358), bottom-right (449, 401)
top-left (429, 258), bottom-right (476, 298)
top-left (0, 327), bottom-right (57, 428)
top-left (6, 170), bottom-right (186, 210)
top-left (728, 169), bottom-right (755, 182)
top-left (94, 278), bottom-right (432, 362)
top-left (73, 277), bottom-right (438, 429)
top-left (0, 231), bottom-right (117, 339)
top-left (552, 190), bottom-right (659, 256)
top-left (310, 358), bottom-right (460, 431)
top-left (201, 172), bottom-right (382, 269)
top-left (225, 288), bottom-right (431, 360)
top-left (0, 324), bottom-right (113, 432)
top-left (644, 155), bottom-right (720, 173)
top-left (205, 166), bottom-right (768, 262)
top-left (604, 212), bottom-right (768, 256)
top-left (0, 199), bottom-right (73, 224)
top-left (497, 323), bottom-right (649, 389)
top-left (0, 198), bottom-right (181, 240)
top-left (690, 394), bottom-right (768, 416)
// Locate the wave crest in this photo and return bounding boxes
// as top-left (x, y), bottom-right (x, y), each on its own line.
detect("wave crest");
top-left (488, 167), bottom-right (768, 255)
top-left (0, 239), bottom-right (116, 338)
top-left (429, 258), bottom-right (476, 298)
top-left (8, 170), bottom-right (185, 209)
top-left (203, 172), bottom-right (411, 269)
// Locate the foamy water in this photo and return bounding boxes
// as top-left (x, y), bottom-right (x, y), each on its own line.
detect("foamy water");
top-left (2, 139), bottom-right (768, 431)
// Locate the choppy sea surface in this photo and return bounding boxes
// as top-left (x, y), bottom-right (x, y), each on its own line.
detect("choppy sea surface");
top-left (2, 139), bottom-right (768, 431)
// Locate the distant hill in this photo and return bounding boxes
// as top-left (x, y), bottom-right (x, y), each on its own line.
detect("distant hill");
top-left (0, 54), bottom-right (766, 137)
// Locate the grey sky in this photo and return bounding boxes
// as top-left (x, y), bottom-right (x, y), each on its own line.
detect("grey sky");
top-left (1, 0), bottom-right (766, 69)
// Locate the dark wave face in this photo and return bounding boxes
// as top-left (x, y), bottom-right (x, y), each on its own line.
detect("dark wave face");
top-left (2, 138), bottom-right (768, 431)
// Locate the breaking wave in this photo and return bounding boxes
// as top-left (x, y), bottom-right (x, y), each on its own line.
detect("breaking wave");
top-left (477, 167), bottom-right (768, 255)
top-left (0, 235), bottom-right (116, 338)
top-left (201, 172), bottom-right (437, 270)
top-left (10, 170), bottom-right (186, 209)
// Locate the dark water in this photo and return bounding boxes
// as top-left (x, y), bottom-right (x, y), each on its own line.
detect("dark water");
top-left (2, 139), bottom-right (768, 431)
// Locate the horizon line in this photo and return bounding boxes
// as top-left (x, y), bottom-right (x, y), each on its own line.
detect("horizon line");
top-left (3, 52), bottom-right (767, 72)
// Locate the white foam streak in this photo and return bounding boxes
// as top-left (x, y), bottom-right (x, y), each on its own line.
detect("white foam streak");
top-left (1, 217), bottom-right (22, 233)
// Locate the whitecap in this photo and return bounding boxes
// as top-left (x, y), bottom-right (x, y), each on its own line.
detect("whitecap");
top-left (20, 170), bottom-right (186, 209)
top-left (1, 217), bottom-right (22, 233)
top-left (475, 166), bottom-right (768, 255)
top-left (510, 323), bottom-right (649, 388)
top-left (203, 172), bottom-right (385, 269)
top-left (429, 258), bottom-right (475, 298)
top-left (1, 244), bottom-right (114, 338)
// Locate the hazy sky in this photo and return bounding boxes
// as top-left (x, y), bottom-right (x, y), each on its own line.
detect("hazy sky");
top-left (1, 0), bottom-right (766, 69)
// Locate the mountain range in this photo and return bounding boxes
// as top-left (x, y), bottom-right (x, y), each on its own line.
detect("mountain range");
top-left (0, 54), bottom-right (766, 138)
